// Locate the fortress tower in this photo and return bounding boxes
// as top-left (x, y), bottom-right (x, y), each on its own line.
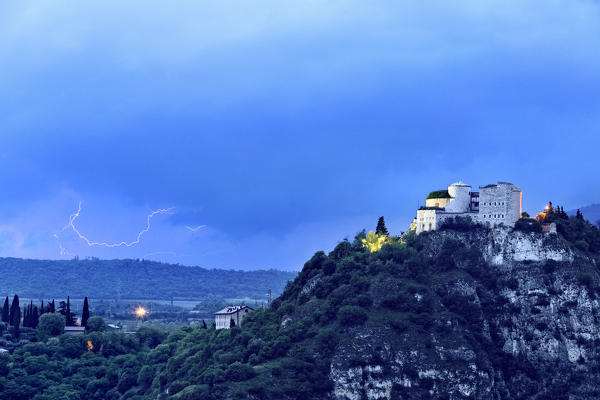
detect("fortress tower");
top-left (415, 181), bottom-right (522, 234)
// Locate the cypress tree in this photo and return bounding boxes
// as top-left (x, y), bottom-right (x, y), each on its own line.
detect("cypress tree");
top-left (376, 216), bottom-right (389, 236)
top-left (81, 297), bottom-right (90, 328)
top-left (13, 306), bottom-right (20, 337)
top-left (202, 320), bottom-right (207, 329)
top-left (28, 301), bottom-right (34, 327)
top-left (50, 299), bottom-right (55, 313)
top-left (32, 306), bottom-right (39, 329)
top-left (23, 305), bottom-right (29, 328)
top-left (66, 296), bottom-right (74, 326)
top-left (9, 295), bottom-right (19, 326)
top-left (40, 300), bottom-right (45, 316)
top-left (1, 297), bottom-right (9, 323)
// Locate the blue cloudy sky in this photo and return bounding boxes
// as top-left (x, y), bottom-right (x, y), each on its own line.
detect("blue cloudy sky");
top-left (1, 0), bottom-right (599, 270)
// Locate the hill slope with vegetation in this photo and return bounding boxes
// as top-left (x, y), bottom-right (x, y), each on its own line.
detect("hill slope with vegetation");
top-left (0, 258), bottom-right (296, 300)
top-left (569, 204), bottom-right (600, 229)
top-left (2, 213), bottom-right (600, 400)
top-left (141, 214), bottom-right (600, 399)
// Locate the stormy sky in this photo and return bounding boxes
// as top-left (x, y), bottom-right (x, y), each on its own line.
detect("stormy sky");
top-left (1, 1), bottom-right (599, 270)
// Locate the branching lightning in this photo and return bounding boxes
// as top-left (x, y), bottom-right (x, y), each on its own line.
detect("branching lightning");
top-left (185, 225), bottom-right (206, 232)
top-left (53, 233), bottom-right (75, 257)
top-left (60, 202), bottom-right (174, 249)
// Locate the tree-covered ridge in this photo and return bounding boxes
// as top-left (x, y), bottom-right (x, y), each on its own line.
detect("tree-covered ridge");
top-left (532, 203), bottom-right (600, 258)
top-left (0, 326), bottom-right (168, 400)
top-left (138, 214), bottom-right (600, 399)
top-left (568, 204), bottom-right (600, 229)
top-left (0, 258), bottom-right (296, 300)
top-left (2, 213), bottom-right (600, 399)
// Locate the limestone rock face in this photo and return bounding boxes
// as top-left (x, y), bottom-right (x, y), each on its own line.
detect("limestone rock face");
top-left (329, 228), bottom-right (600, 400)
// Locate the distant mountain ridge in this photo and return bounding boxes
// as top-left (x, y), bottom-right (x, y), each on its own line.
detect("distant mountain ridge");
top-left (569, 204), bottom-right (600, 226)
top-left (0, 258), bottom-right (297, 300)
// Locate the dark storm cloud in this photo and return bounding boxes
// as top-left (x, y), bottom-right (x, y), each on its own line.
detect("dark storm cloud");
top-left (1, 0), bottom-right (599, 268)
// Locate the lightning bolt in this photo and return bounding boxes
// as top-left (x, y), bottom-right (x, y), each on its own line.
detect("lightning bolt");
top-left (61, 202), bottom-right (173, 248)
top-left (185, 225), bottom-right (206, 232)
top-left (53, 233), bottom-right (75, 257)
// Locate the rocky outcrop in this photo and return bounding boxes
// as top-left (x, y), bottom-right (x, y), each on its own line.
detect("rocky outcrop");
top-left (330, 228), bottom-right (600, 400)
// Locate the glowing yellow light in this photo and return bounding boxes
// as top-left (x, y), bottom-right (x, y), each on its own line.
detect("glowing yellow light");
top-left (136, 307), bottom-right (147, 318)
top-left (87, 340), bottom-right (93, 351)
top-left (361, 231), bottom-right (390, 253)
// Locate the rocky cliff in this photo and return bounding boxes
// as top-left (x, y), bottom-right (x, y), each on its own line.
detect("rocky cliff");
top-left (329, 227), bottom-right (600, 400)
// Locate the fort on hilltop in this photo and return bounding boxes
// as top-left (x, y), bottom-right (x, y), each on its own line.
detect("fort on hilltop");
top-left (415, 181), bottom-right (522, 234)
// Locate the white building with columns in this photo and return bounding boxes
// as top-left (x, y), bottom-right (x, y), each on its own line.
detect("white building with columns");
top-left (214, 305), bottom-right (253, 330)
top-left (415, 181), bottom-right (522, 234)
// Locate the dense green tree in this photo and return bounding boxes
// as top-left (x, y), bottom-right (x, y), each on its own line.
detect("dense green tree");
top-left (86, 316), bottom-right (107, 332)
top-left (12, 304), bottom-right (20, 337)
top-left (66, 296), bottom-right (73, 326)
top-left (24, 301), bottom-right (36, 328)
top-left (9, 294), bottom-right (19, 326)
top-left (137, 365), bottom-right (155, 388)
top-left (0, 351), bottom-right (10, 376)
top-left (514, 218), bottom-right (542, 233)
top-left (1, 297), bottom-right (8, 323)
top-left (136, 326), bottom-right (166, 348)
top-left (58, 297), bottom-right (76, 326)
top-left (24, 304), bottom-right (30, 328)
top-left (40, 299), bottom-right (44, 316)
top-left (37, 313), bottom-right (65, 337)
top-left (225, 362), bottom-right (256, 381)
top-left (337, 305), bottom-right (368, 326)
top-left (376, 216), bottom-right (389, 236)
top-left (81, 297), bottom-right (90, 328)
top-left (31, 306), bottom-right (39, 329)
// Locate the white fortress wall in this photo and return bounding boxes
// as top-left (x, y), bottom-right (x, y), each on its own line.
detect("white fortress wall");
top-left (507, 187), bottom-right (522, 225)
top-left (445, 182), bottom-right (472, 213)
top-left (415, 181), bottom-right (522, 234)
top-left (416, 209), bottom-right (440, 234)
top-left (478, 183), bottom-right (521, 227)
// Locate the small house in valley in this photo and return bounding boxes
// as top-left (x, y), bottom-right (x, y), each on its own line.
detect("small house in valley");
top-left (63, 326), bottom-right (86, 335)
top-left (214, 306), bottom-right (253, 330)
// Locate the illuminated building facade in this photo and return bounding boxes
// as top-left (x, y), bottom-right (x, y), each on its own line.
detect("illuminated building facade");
top-left (415, 181), bottom-right (522, 234)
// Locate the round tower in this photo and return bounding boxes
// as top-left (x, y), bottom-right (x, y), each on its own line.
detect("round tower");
top-left (445, 181), bottom-right (472, 212)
